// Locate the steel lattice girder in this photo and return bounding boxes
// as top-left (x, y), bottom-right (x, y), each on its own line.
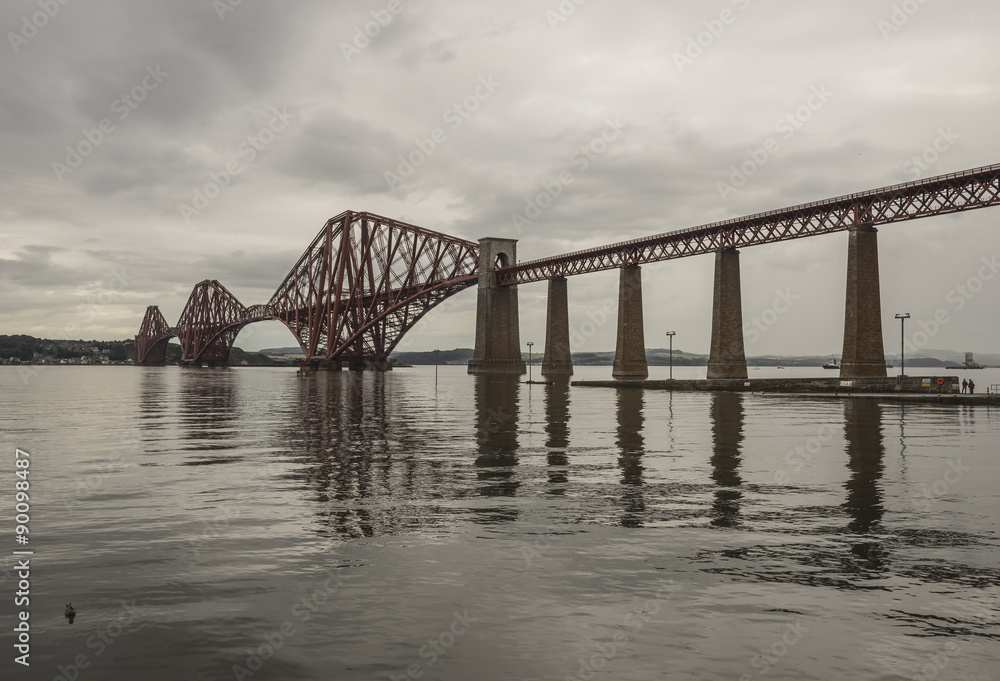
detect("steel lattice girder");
top-left (498, 162), bottom-right (1000, 285)
top-left (135, 305), bottom-right (175, 363)
top-left (268, 211), bottom-right (479, 361)
top-left (175, 280), bottom-right (267, 363)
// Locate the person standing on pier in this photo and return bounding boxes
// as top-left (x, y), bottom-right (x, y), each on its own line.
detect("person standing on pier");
top-left (968, 379), bottom-right (975, 394)
top-left (962, 378), bottom-right (968, 393)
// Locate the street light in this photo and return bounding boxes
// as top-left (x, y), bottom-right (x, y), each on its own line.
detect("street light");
top-left (665, 331), bottom-right (676, 381)
top-left (526, 341), bottom-right (534, 383)
top-left (895, 313), bottom-right (910, 381)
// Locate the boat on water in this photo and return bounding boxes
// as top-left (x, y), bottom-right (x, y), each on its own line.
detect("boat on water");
top-left (823, 359), bottom-right (840, 369)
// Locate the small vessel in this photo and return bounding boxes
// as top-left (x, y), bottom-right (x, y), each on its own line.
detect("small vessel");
top-left (823, 359), bottom-right (840, 370)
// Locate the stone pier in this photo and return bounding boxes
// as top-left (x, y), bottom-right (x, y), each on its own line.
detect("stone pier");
top-left (612, 265), bottom-right (648, 380)
top-left (840, 225), bottom-right (887, 378)
top-left (468, 238), bottom-right (526, 375)
top-left (541, 276), bottom-right (573, 377)
top-left (706, 248), bottom-right (748, 379)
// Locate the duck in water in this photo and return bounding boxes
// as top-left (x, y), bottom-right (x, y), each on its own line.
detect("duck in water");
top-left (65, 603), bottom-right (76, 623)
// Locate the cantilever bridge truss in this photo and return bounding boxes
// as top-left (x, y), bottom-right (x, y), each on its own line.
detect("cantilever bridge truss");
top-left (132, 163), bottom-right (1000, 365)
top-left (132, 211), bottom-right (479, 364)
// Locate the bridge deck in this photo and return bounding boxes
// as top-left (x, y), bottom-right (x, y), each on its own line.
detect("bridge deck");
top-left (499, 163), bottom-right (1000, 285)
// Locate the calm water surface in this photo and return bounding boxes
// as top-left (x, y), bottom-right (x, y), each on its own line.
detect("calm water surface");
top-left (1, 365), bottom-right (998, 680)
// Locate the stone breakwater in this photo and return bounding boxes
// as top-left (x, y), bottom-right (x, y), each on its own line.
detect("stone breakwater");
top-left (570, 376), bottom-right (999, 401)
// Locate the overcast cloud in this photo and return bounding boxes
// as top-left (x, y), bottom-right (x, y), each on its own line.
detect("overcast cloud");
top-left (2, 0), bottom-right (998, 357)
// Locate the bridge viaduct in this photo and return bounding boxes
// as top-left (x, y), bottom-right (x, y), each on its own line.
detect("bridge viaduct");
top-left (130, 163), bottom-right (1000, 377)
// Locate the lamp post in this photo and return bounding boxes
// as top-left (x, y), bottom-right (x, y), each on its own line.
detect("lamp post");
top-left (894, 313), bottom-right (910, 381)
top-left (665, 331), bottom-right (676, 381)
top-left (526, 342), bottom-right (533, 383)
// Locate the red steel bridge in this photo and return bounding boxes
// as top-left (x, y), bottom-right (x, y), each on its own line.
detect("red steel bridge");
top-left (131, 163), bottom-right (1000, 366)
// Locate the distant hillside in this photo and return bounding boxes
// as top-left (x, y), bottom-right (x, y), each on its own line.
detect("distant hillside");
top-left (258, 346), bottom-right (305, 357)
top-left (0, 335), bottom-right (288, 366)
top-left (391, 348), bottom-right (473, 365)
top-left (0, 334), bottom-right (129, 362)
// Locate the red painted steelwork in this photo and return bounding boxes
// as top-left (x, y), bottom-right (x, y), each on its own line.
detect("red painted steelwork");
top-left (269, 211), bottom-right (479, 362)
top-left (498, 163), bottom-right (1000, 285)
top-left (133, 211), bottom-right (479, 364)
top-left (135, 306), bottom-right (174, 364)
top-left (174, 280), bottom-right (272, 364)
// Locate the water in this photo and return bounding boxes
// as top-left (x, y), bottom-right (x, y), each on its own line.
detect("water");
top-left (2, 365), bottom-right (998, 680)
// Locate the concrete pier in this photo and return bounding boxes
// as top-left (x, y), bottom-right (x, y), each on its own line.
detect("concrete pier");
top-left (840, 225), bottom-right (887, 378)
top-left (541, 276), bottom-right (573, 377)
top-left (468, 238), bottom-right (526, 375)
top-left (706, 248), bottom-right (748, 379)
top-left (612, 265), bottom-right (648, 380)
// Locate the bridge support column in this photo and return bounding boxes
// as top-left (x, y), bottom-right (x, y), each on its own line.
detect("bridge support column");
top-left (707, 248), bottom-right (748, 379)
top-left (468, 238), bottom-right (526, 375)
top-left (541, 276), bottom-right (573, 377)
top-left (612, 265), bottom-right (648, 380)
top-left (840, 225), bottom-right (887, 377)
top-left (312, 360), bottom-right (342, 371)
top-left (347, 359), bottom-right (391, 371)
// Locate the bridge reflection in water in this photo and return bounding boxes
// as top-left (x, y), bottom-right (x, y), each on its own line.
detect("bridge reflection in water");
top-left (232, 373), bottom-right (895, 539)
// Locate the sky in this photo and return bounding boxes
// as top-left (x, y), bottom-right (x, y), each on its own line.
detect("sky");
top-left (2, 0), bottom-right (998, 358)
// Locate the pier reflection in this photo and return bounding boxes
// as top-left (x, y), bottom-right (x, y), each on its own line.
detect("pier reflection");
top-left (616, 387), bottom-right (645, 527)
top-left (544, 378), bottom-right (571, 493)
top-left (138, 367), bottom-right (169, 430)
top-left (473, 375), bottom-right (521, 503)
top-left (842, 400), bottom-right (887, 569)
top-left (292, 372), bottom-right (481, 539)
top-left (178, 369), bottom-right (239, 449)
top-left (709, 392), bottom-right (744, 528)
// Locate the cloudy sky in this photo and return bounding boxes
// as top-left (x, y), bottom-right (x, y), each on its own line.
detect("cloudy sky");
top-left (2, 0), bottom-right (998, 358)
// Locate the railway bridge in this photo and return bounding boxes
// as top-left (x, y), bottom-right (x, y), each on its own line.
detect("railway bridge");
top-left (130, 163), bottom-right (1000, 378)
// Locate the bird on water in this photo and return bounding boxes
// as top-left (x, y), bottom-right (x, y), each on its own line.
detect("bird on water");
top-left (65, 603), bottom-right (76, 623)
